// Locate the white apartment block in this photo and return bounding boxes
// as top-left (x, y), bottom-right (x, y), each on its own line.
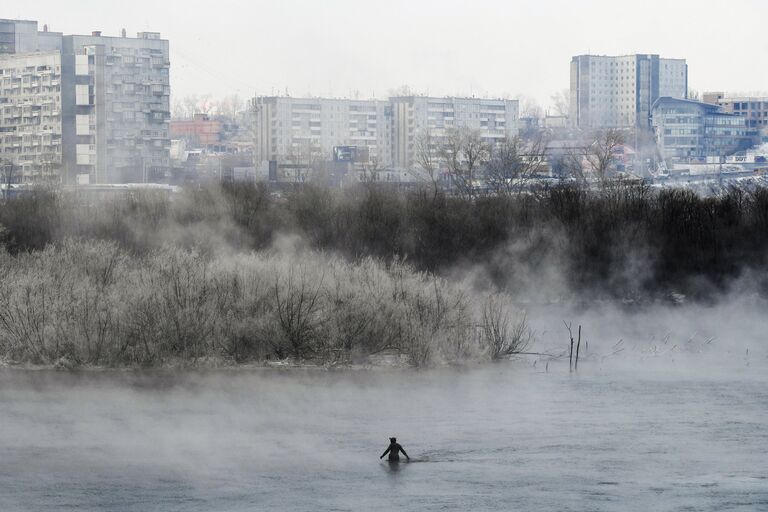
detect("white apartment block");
top-left (0, 51), bottom-right (63, 181)
top-left (253, 96), bottom-right (393, 168)
top-left (570, 54), bottom-right (687, 129)
top-left (0, 19), bottom-right (170, 184)
top-left (391, 96), bottom-right (519, 170)
top-left (64, 31), bottom-right (171, 183)
top-left (253, 95), bottom-right (519, 173)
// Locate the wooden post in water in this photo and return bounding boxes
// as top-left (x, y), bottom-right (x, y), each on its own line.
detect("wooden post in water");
top-left (565, 321), bottom-right (575, 372)
top-left (575, 325), bottom-right (582, 371)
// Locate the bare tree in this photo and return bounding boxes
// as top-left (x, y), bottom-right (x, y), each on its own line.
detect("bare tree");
top-left (1, 158), bottom-right (16, 200)
top-left (516, 95), bottom-right (544, 139)
top-left (550, 89), bottom-right (571, 118)
top-left (485, 135), bottom-right (547, 196)
top-left (584, 129), bottom-right (625, 187)
top-left (388, 84), bottom-right (414, 97)
top-left (287, 140), bottom-right (323, 183)
top-left (358, 155), bottom-right (385, 184)
top-left (414, 128), bottom-right (440, 200)
top-left (272, 266), bottom-right (326, 360)
top-left (481, 295), bottom-right (531, 360)
top-left (220, 94), bottom-right (244, 119)
top-left (439, 128), bottom-right (488, 199)
top-left (561, 148), bottom-right (588, 185)
top-left (517, 94), bottom-right (543, 120)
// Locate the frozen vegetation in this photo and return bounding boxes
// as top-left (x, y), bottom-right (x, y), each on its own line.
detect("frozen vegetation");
top-left (1, 181), bottom-right (768, 367)
top-left (0, 240), bottom-right (528, 367)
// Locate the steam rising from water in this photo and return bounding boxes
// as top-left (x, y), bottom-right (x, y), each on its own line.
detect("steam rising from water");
top-left (1, 358), bottom-right (766, 511)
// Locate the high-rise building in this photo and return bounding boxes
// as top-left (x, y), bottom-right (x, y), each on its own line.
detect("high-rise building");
top-left (253, 96), bottom-right (393, 169)
top-left (390, 96), bottom-right (519, 170)
top-left (0, 19), bottom-right (170, 184)
top-left (0, 51), bottom-right (63, 182)
top-left (570, 54), bottom-right (687, 130)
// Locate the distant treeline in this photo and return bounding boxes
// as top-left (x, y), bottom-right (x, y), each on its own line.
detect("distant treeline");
top-left (2, 183), bottom-right (768, 300)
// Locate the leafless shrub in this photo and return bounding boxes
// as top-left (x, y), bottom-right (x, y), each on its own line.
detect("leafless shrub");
top-left (271, 262), bottom-right (327, 360)
top-left (481, 294), bottom-right (531, 360)
top-left (0, 239), bottom-right (530, 368)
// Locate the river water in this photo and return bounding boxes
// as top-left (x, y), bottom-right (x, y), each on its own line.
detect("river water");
top-left (1, 359), bottom-right (766, 511)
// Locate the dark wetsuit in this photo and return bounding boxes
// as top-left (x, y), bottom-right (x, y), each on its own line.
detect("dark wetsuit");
top-left (381, 442), bottom-right (408, 461)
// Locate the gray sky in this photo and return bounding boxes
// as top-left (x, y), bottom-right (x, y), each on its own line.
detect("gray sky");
top-left (7, 0), bottom-right (768, 110)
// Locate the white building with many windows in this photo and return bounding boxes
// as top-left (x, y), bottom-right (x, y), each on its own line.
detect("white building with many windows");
top-left (570, 54), bottom-right (687, 130)
top-left (0, 19), bottom-right (170, 184)
top-left (390, 96), bottom-right (519, 170)
top-left (252, 95), bottom-right (519, 173)
top-left (0, 51), bottom-right (64, 182)
top-left (253, 96), bottom-right (393, 169)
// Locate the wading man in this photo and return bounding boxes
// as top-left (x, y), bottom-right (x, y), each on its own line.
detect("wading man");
top-left (380, 437), bottom-right (409, 462)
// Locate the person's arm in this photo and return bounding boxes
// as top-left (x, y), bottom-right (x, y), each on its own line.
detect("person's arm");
top-left (380, 447), bottom-right (391, 459)
top-left (400, 447), bottom-right (409, 460)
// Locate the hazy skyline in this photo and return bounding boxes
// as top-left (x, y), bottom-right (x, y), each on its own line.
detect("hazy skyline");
top-left (6, 0), bottom-right (768, 110)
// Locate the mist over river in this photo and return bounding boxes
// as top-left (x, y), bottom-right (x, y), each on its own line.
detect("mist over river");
top-left (1, 357), bottom-right (767, 511)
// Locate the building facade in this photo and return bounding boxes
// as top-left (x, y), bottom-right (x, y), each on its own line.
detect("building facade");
top-left (253, 96), bottom-right (393, 169)
top-left (0, 51), bottom-right (63, 181)
top-left (651, 97), bottom-right (751, 162)
top-left (252, 95), bottom-right (519, 173)
top-left (570, 54), bottom-right (687, 129)
top-left (0, 19), bottom-right (170, 184)
top-left (703, 93), bottom-right (768, 130)
top-left (390, 96), bottom-right (519, 170)
top-left (170, 113), bottom-right (223, 149)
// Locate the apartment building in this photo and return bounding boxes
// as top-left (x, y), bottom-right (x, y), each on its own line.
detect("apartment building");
top-left (570, 54), bottom-right (687, 129)
top-left (0, 51), bottom-right (63, 181)
top-left (0, 19), bottom-right (170, 184)
top-left (252, 95), bottom-right (520, 173)
top-left (253, 96), bottom-right (393, 169)
top-left (651, 97), bottom-right (751, 162)
top-left (390, 96), bottom-right (519, 170)
top-left (703, 92), bottom-right (768, 130)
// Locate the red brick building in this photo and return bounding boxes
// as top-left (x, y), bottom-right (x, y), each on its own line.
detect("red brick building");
top-left (170, 113), bottom-right (222, 147)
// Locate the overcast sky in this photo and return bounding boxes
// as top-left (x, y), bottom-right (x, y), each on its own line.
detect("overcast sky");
top-left (6, 0), bottom-right (768, 110)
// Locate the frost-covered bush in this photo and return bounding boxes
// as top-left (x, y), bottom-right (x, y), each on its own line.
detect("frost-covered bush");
top-left (0, 240), bottom-right (528, 367)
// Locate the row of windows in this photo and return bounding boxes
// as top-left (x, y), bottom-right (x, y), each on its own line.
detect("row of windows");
top-left (730, 102), bottom-right (768, 110)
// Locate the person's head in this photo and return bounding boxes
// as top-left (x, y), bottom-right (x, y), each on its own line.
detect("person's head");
top-left (389, 437), bottom-right (396, 443)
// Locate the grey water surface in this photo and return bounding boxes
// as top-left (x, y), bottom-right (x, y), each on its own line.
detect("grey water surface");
top-left (1, 361), bottom-right (766, 511)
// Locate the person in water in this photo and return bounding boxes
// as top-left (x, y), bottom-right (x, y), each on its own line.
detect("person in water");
top-left (380, 437), bottom-right (409, 462)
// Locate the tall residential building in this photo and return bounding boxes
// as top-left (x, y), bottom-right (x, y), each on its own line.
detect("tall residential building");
top-left (702, 93), bottom-right (768, 130)
top-left (253, 96), bottom-right (393, 168)
top-left (651, 97), bottom-right (751, 162)
top-left (0, 51), bottom-right (63, 181)
top-left (0, 19), bottom-right (170, 184)
top-left (390, 96), bottom-right (519, 170)
top-left (570, 54), bottom-right (687, 130)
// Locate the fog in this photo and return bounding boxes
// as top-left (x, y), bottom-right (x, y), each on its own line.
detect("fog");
top-left (2, 289), bottom-right (768, 510)
top-left (9, 0), bottom-right (768, 106)
top-left (3, 180), bottom-right (768, 510)
top-left (2, 349), bottom-right (767, 511)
